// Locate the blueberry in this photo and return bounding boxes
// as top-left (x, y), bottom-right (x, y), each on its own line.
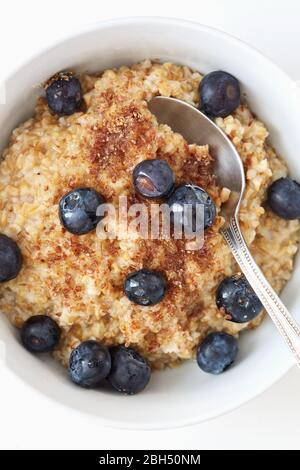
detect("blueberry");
top-left (133, 159), bottom-right (175, 198)
top-left (46, 72), bottom-right (83, 116)
top-left (167, 184), bottom-right (216, 234)
top-left (200, 71), bottom-right (240, 118)
top-left (21, 315), bottom-right (61, 353)
top-left (69, 340), bottom-right (111, 388)
top-left (107, 346), bottom-right (151, 395)
top-left (267, 177), bottom-right (300, 220)
top-left (59, 187), bottom-right (105, 235)
top-left (197, 332), bottom-right (238, 374)
top-left (124, 269), bottom-right (166, 306)
top-left (0, 234), bottom-right (22, 282)
top-left (216, 275), bottom-right (262, 323)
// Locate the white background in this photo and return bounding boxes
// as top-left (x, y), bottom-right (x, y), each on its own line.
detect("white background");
top-left (1, 0), bottom-right (300, 450)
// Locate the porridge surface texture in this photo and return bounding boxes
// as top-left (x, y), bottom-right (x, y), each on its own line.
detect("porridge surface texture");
top-left (0, 60), bottom-right (299, 369)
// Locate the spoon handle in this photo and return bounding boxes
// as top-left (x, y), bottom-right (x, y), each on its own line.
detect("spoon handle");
top-left (222, 216), bottom-right (300, 366)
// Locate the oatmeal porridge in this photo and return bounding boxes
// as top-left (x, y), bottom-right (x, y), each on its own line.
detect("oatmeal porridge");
top-left (0, 60), bottom-right (299, 386)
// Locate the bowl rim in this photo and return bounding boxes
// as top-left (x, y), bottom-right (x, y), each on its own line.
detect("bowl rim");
top-left (2, 15), bottom-right (297, 87)
top-left (0, 16), bottom-right (296, 430)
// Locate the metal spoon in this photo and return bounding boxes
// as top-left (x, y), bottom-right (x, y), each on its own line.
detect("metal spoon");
top-left (149, 95), bottom-right (300, 365)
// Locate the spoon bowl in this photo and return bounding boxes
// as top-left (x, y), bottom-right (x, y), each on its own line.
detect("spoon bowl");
top-left (148, 96), bottom-right (245, 224)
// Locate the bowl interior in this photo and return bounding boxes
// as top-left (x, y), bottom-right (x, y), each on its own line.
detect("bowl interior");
top-left (0, 18), bottom-right (299, 429)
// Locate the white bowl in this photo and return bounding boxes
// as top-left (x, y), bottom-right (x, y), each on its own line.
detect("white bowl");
top-left (1, 17), bottom-right (300, 430)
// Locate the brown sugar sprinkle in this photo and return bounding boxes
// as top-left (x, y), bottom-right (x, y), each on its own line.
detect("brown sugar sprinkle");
top-left (100, 88), bottom-right (116, 106)
top-left (67, 236), bottom-right (95, 257)
top-left (89, 104), bottom-right (157, 173)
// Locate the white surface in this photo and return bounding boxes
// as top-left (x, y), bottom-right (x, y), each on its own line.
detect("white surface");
top-left (1, 0), bottom-right (300, 450)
